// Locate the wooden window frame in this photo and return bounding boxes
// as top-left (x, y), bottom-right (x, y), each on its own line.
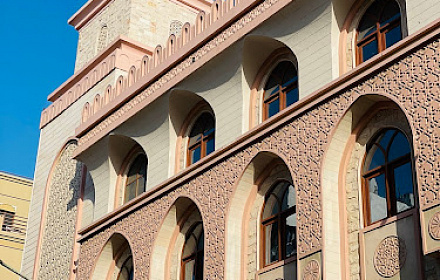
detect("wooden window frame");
top-left (263, 63), bottom-right (298, 121)
top-left (186, 113), bottom-right (215, 166)
top-left (361, 129), bottom-right (415, 227)
top-left (116, 255), bottom-right (134, 280)
top-left (260, 181), bottom-right (297, 268)
top-left (356, 0), bottom-right (402, 65)
top-left (123, 153), bottom-right (148, 204)
top-left (181, 222), bottom-right (204, 280)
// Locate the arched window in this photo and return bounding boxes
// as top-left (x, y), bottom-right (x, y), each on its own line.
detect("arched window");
top-left (187, 112), bottom-right (215, 165)
top-left (261, 181), bottom-right (296, 266)
top-left (124, 154), bottom-right (147, 203)
top-left (181, 222), bottom-right (204, 280)
top-left (357, 0), bottom-right (402, 64)
top-left (263, 61), bottom-right (298, 120)
top-left (117, 256), bottom-right (134, 280)
top-left (362, 128), bottom-right (414, 225)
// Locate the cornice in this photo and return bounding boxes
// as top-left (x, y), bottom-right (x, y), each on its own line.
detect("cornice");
top-left (68, 0), bottom-right (212, 30)
top-left (0, 172), bottom-right (33, 186)
top-left (68, 0), bottom-right (113, 31)
top-left (73, 0), bottom-right (294, 156)
top-left (77, 19), bottom-right (440, 240)
top-left (40, 36), bottom-right (153, 129)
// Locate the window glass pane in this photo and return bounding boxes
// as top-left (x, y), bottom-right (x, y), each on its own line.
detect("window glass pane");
top-left (117, 269), bottom-right (129, 280)
top-left (197, 231), bottom-right (204, 251)
top-left (206, 137), bottom-right (215, 156)
top-left (281, 63), bottom-right (297, 86)
top-left (117, 257), bottom-right (133, 280)
top-left (267, 98), bottom-right (280, 118)
top-left (365, 145), bottom-right (385, 171)
top-left (190, 146), bottom-right (202, 164)
top-left (385, 25), bottom-right (402, 48)
top-left (285, 213), bottom-right (297, 258)
top-left (394, 162), bottom-right (415, 212)
top-left (136, 177), bottom-right (145, 196)
top-left (358, 16), bottom-right (377, 40)
top-left (263, 194), bottom-right (279, 219)
top-left (388, 131), bottom-right (410, 161)
top-left (285, 87), bottom-right (299, 107)
top-left (265, 222), bottom-right (279, 264)
top-left (189, 134), bottom-right (202, 147)
top-left (125, 182), bottom-right (136, 202)
top-left (281, 184), bottom-right (296, 211)
top-left (380, 1), bottom-right (400, 26)
top-left (369, 173), bottom-right (388, 223)
top-left (378, 129), bottom-right (395, 149)
top-left (183, 236), bottom-right (197, 259)
top-left (184, 259), bottom-right (195, 280)
top-left (361, 39), bottom-right (379, 62)
top-left (264, 86), bottom-right (280, 99)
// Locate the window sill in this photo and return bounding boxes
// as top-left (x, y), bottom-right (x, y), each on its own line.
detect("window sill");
top-left (258, 255), bottom-right (297, 274)
top-left (361, 208), bottom-right (416, 234)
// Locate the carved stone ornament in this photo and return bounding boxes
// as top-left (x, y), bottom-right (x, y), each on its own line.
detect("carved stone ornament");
top-left (303, 259), bottom-right (320, 280)
top-left (75, 19), bottom-right (440, 280)
top-left (428, 211), bottom-right (440, 240)
top-left (373, 236), bottom-right (407, 278)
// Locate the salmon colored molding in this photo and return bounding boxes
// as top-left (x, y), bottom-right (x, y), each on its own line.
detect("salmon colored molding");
top-left (73, 0), bottom-right (296, 157)
top-left (75, 17), bottom-right (440, 244)
top-left (172, 0), bottom-right (212, 12)
top-left (40, 36), bottom-right (153, 129)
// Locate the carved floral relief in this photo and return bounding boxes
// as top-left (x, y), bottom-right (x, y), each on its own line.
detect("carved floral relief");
top-left (74, 12), bottom-right (440, 280)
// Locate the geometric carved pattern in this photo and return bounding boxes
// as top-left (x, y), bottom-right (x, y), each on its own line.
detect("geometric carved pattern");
top-left (303, 259), bottom-right (320, 280)
top-left (428, 211), bottom-right (440, 240)
top-left (74, 8), bottom-right (440, 280)
top-left (373, 236), bottom-right (407, 278)
top-left (37, 141), bottom-right (83, 280)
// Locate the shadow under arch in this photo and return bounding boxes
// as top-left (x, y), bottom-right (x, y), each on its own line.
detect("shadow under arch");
top-left (150, 196), bottom-right (205, 280)
top-left (225, 151), bottom-right (296, 280)
top-left (320, 94), bottom-right (416, 280)
top-left (169, 89), bottom-right (216, 173)
top-left (242, 35), bottom-right (298, 129)
top-left (109, 134), bottom-right (148, 208)
top-left (90, 232), bottom-right (134, 280)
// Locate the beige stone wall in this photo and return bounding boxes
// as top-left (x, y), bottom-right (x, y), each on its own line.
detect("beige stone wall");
top-left (251, 0), bottom-right (334, 100)
top-left (128, 0), bottom-right (197, 47)
top-left (75, 0), bottom-right (197, 71)
top-left (406, 0), bottom-right (440, 34)
top-left (344, 108), bottom-right (412, 280)
top-left (246, 165), bottom-right (293, 280)
top-left (21, 69), bottom-right (125, 279)
top-left (75, 0), bottom-right (131, 71)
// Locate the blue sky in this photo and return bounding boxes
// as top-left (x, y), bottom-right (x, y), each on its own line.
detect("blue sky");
top-left (0, 1), bottom-right (85, 178)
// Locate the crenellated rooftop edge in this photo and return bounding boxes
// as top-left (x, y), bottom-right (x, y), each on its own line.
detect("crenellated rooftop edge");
top-left (42, 0), bottom-right (254, 130)
top-left (76, 18), bottom-right (440, 241)
top-left (68, 0), bottom-right (212, 30)
top-left (73, 0), bottom-right (287, 154)
top-left (40, 36), bottom-right (152, 129)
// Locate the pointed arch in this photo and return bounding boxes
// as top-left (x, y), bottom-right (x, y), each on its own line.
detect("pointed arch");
top-left (225, 151), bottom-right (296, 280)
top-left (321, 94), bottom-right (422, 279)
top-left (243, 35), bottom-right (298, 129)
top-left (90, 233), bottom-right (134, 280)
top-left (150, 197), bottom-right (205, 280)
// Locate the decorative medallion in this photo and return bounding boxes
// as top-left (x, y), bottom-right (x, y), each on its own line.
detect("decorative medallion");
top-left (303, 259), bottom-right (320, 280)
top-left (373, 236), bottom-right (407, 277)
top-left (428, 212), bottom-right (440, 240)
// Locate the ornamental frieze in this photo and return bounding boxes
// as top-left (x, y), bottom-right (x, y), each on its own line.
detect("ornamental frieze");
top-left (75, 21), bottom-right (440, 280)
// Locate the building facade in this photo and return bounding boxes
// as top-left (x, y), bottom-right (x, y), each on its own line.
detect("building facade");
top-left (22, 0), bottom-right (440, 279)
top-left (0, 171), bottom-right (32, 280)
